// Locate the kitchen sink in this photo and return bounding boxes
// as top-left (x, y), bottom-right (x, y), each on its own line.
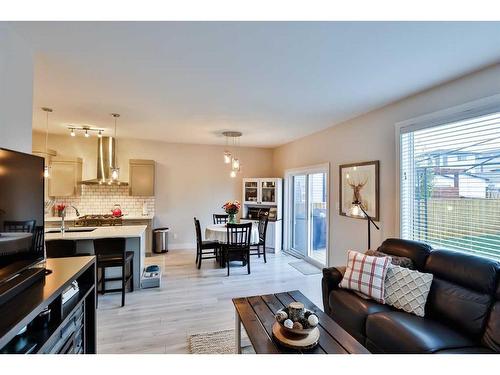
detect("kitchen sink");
top-left (46, 228), bottom-right (97, 233)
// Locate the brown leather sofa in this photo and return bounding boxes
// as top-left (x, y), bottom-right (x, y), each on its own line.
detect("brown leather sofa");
top-left (322, 238), bottom-right (500, 353)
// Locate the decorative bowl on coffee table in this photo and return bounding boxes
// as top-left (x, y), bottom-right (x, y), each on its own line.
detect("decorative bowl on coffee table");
top-left (275, 307), bottom-right (317, 335)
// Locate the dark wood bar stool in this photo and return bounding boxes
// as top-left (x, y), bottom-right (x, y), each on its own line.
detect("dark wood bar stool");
top-left (250, 213), bottom-right (269, 263)
top-left (33, 226), bottom-right (45, 254)
top-left (93, 237), bottom-right (134, 307)
top-left (3, 220), bottom-right (36, 233)
top-left (46, 239), bottom-right (78, 258)
top-left (194, 218), bottom-right (221, 269)
top-left (213, 214), bottom-right (229, 224)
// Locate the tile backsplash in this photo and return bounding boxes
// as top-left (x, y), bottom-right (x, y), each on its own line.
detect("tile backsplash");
top-left (50, 185), bottom-right (155, 217)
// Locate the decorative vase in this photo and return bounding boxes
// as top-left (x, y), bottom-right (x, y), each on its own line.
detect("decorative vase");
top-left (228, 213), bottom-right (237, 224)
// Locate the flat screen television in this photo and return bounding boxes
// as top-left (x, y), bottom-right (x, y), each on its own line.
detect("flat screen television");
top-left (0, 148), bottom-right (45, 286)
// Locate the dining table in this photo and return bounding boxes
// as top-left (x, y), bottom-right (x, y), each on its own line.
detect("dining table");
top-left (205, 223), bottom-right (260, 245)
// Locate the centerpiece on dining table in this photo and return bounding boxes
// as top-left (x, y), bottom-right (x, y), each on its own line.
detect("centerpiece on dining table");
top-left (222, 200), bottom-right (241, 224)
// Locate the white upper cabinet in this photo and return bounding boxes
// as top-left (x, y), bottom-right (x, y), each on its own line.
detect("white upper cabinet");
top-left (243, 178), bottom-right (282, 206)
top-left (243, 178), bottom-right (260, 204)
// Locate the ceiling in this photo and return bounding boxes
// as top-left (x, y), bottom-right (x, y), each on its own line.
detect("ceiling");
top-left (7, 21), bottom-right (500, 148)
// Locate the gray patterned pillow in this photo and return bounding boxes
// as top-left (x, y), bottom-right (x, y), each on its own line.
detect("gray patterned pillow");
top-left (384, 265), bottom-right (433, 317)
top-left (366, 249), bottom-right (414, 269)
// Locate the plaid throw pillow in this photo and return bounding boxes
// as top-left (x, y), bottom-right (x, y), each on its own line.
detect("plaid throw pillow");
top-left (340, 250), bottom-right (391, 303)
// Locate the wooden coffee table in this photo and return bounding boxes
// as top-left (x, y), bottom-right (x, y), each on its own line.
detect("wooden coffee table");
top-left (232, 290), bottom-right (370, 354)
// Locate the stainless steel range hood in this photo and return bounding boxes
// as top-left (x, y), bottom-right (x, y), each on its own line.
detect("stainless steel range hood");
top-left (81, 136), bottom-right (128, 186)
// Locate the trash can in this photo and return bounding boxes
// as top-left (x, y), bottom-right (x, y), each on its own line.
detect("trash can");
top-left (153, 227), bottom-right (169, 253)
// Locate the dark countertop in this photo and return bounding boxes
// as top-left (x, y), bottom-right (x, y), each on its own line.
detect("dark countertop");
top-left (0, 256), bottom-right (95, 348)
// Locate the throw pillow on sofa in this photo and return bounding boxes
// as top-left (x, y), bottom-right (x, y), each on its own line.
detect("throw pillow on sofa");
top-left (365, 249), bottom-right (415, 269)
top-left (384, 265), bottom-right (433, 317)
top-left (340, 250), bottom-right (392, 303)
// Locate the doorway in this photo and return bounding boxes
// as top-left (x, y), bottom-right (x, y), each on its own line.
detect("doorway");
top-left (285, 164), bottom-right (329, 267)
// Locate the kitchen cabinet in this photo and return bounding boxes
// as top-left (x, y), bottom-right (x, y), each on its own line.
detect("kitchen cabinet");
top-left (243, 178), bottom-right (282, 206)
top-left (48, 157), bottom-right (83, 197)
top-left (241, 177), bottom-right (283, 253)
top-left (123, 218), bottom-right (154, 255)
top-left (129, 159), bottom-right (155, 196)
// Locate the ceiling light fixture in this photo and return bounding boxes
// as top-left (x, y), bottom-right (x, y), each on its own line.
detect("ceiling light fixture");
top-left (41, 107), bottom-right (53, 178)
top-left (110, 113), bottom-right (120, 181)
top-left (222, 131), bottom-right (242, 177)
top-left (67, 126), bottom-right (104, 137)
top-left (223, 135), bottom-right (232, 163)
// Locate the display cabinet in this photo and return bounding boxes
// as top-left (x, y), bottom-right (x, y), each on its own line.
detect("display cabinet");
top-left (242, 178), bottom-right (283, 252)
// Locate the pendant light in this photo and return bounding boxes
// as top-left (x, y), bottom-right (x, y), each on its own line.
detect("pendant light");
top-left (222, 131), bottom-right (242, 178)
top-left (110, 113), bottom-right (120, 181)
top-left (41, 107), bottom-right (53, 178)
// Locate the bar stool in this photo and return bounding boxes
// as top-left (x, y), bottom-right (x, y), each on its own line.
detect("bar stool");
top-left (93, 237), bottom-right (134, 307)
top-left (46, 239), bottom-right (78, 258)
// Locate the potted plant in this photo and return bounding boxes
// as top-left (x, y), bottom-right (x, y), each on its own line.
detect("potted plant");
top-left (222, 200), bottom-right (241, 224)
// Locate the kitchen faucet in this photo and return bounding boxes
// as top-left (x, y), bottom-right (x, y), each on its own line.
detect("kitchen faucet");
top-left (60, 205), bottom-right (80, 233)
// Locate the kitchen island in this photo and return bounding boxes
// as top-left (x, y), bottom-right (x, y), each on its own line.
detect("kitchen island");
top-left (45, 215), bottom-right (155, 255)
top-left (45, 225), bottom-right (147, 290)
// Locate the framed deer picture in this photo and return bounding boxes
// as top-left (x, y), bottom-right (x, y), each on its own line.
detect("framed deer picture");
top-left (339, 160), bottom-right (379, 221)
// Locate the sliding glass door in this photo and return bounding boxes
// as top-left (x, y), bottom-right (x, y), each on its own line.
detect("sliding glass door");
top-left (286, 165), bottom-right (329, 266)
top-left (292, 175), bottom-right (307, 255)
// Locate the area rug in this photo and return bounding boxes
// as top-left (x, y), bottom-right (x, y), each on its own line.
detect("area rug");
top-left (289, 260), bottom-right (321, 275)
top-left (188, 329), bottom-right (254, 354)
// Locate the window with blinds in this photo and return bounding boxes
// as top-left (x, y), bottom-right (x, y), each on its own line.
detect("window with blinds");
top-left (400, 111), bottom-right (500, 260)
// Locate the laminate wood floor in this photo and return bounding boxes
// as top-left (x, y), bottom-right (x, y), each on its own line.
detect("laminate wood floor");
top-left (96, 248), bottom-right (323, 353)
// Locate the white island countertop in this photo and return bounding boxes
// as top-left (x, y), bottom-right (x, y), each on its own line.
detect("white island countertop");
top-left (45, 225), bottom-right (147, 241)
top-left (45, 215), bottom-right (154, 222)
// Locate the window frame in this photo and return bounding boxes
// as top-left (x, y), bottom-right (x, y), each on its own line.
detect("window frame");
top-left (395, 93), bottom-right (500, 239)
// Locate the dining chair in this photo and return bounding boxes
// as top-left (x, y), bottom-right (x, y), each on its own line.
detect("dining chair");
top-left (93, 237), bottom-right (134, 307)
top-left (46, 239), bottom-right (78, 258)
top-left (33, 226), bottom-right (45, 254)
top-left (3, 220), bottom-right (36, 233)
top-left (213, 214), bottom-right (229, 224)
top-left (224, 222), bottom-right (252, 276)
top-left (250, 213), bottom-right (269, 263)
top-left (194, 218), bottom-right (221, 269)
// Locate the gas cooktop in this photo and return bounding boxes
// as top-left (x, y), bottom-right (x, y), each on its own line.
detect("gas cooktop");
top-left (75, 214), bottom-right (123, 226)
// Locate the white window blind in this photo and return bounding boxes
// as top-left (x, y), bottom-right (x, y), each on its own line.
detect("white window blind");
top-left (400, 111), bottom-right (500, 260)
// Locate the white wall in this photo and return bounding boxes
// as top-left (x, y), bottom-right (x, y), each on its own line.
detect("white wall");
top-left (0, 27), bottom-right (33, 153)
top-left (273, 63), bottom-right (500, 266)
top-left (33, 132), bottom-right (274, 248)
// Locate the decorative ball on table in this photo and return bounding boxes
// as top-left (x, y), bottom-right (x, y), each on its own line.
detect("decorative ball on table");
top-left (307, 314), bottom-right (319, 327)
top-left (283, 319), bottom-right (294, 329)
top-left (275, 310), bottom-right (288, 322)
